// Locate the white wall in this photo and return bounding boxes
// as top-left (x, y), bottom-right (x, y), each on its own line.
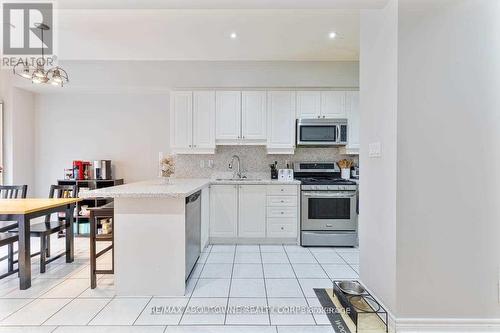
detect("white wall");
top-left (33, 61), bottom-right (359, 196)
top-left (34, 93), bottom-right (169, 196)
top-left (396, 0), bottom-right (500, 319)
top-left (0, 73), bottom-right (36, 193)
top-left (360, 0), bottom-right (500, 325)
top-left (359, 0), bottom-right (398, 313)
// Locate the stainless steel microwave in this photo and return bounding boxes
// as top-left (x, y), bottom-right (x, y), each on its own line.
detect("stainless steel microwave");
top-left (296, 118), bottom-right (348, 146)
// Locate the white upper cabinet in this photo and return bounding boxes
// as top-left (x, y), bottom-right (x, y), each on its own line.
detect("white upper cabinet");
top-left (321, 91), bottom-right (346, 118)
top-left (296, 91), bottom-right (321, 119)
top-left (238, 185), bottom-right (266, 238)
top-left (193, 91), bottom-right (216, 150)
top-left (346, 91), bottom-right (360, 151)
top-left (241, 91), bottom-right (267, 141)
top-left (267, 91), bottom-right (296, 154)
top-left (170, 90), bottom-right (215, 154)
top-left (170, 91), bottom-right (193, 151)
top-left (215, 91), bottom-right (241, 141)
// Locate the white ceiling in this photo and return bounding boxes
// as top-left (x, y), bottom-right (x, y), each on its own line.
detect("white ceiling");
top-left (56, 9), bottom-right (360, 61)
top-left (55, 0), bottom-right (388, 10)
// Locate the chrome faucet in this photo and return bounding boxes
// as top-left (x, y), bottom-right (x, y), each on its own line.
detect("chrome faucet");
top-left (228, 155), bottom-right (244, 179)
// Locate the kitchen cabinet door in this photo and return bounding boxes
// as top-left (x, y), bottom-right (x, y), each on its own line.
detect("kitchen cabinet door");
top-left (267, 91), bottom-right (296, 153)
top-left (193, 91), bottom-right (216, 150)
top-left (321, 91), bottom-right (346, 118)
top-left (216, 91), bottom-right (241, 141)
top-left (238, 185), bottom-right (266, 238)
top-left (296, 91), bottom-right (321, 119)
top-left (241, 91), bottom-right (267, 140)
top-left (346, 91), bottom-right (360, 150)
top-left (170, 91), bottom-right (193, 151)
top-left (210, 185), bottom-right (238, 238)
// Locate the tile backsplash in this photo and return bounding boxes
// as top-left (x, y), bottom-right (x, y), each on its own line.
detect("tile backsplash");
top-left (174, 146), bottom-right (358, 178)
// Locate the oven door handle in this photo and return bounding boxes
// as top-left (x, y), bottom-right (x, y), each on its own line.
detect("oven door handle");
top-left (303, 192), bottom-right (356, 198)
top-left (336, 125), bottom-right (340, 142)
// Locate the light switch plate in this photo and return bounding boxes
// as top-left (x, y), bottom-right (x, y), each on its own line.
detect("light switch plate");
top-left (369, 142), bottom-right (382, 158)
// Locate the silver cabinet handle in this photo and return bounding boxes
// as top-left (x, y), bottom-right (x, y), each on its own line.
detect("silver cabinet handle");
top-left (280, 211), bottom-right (284, 214)
top-left (280, 226), bottom-right (284, 230)
top-left (303, 192), bottom-right (356, 198)
top-left (280, 200), bottom-right (284, 203)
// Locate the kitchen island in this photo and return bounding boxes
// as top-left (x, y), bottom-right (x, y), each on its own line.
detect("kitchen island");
top-left (80, 178), bottom-right (210, 296)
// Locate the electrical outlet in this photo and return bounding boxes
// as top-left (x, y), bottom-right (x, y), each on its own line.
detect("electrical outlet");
top-left (369, 142), bottom-right (382, 158)
top-left (207, 160), bottom-right (214, 169)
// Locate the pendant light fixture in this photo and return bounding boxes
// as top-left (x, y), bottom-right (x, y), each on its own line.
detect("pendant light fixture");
top-left (12, 23), bottom-right (69, 87)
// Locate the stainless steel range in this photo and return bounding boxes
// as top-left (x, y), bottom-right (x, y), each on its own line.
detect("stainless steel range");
top-left (294, 162), bottom-right (358, 247)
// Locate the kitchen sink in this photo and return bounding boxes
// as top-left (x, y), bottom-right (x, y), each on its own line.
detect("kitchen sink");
top-left (215, 178), bottom-right (262, 182)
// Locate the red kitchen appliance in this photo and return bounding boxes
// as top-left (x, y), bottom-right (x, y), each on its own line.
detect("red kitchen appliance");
top-left (73, 160), bottom-right (91, 180)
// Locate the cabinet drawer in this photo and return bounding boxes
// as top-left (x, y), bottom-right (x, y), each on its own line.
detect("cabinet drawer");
top-left (266, 196), bottom-right (297, 207)
top-left (266, 185), bottom-right (297, 196)
top-left (267, 206), bottom-right (297, 218)
top-left (267, 219), bottom-right (297, 238)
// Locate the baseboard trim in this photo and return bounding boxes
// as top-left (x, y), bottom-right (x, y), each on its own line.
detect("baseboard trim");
top-left (396, 318), bottom-right (500, 333)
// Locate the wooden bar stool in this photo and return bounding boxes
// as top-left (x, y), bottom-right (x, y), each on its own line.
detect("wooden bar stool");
top-left (89, 202), bottom-right (114, 289)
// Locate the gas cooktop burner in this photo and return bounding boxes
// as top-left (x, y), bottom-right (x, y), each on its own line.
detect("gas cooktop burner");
top-left (296, 177), bottom-right (357, 186)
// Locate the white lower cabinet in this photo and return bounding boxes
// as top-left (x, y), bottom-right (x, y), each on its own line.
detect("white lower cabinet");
top-left (238, 185), bottom-right (266, 238)
top-left (209, 184), bottom-right (298, 240)
top-left (209, 185), bottom-right (238, 238)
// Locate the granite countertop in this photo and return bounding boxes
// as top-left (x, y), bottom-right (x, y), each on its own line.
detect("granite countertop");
top-left (79, 178), bottom-right (300, 199)
top-left (79, 179), bottom-right (211, 199)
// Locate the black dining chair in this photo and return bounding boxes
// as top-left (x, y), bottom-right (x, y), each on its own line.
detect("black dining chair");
top-left (0, 185), bottom-right (27, 278)
top-left (10, 185), bottom-right (77, 273)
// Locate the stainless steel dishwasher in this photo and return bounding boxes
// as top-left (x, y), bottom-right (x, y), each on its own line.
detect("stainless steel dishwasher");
top-left (185, 191), bottom-right (201, 280)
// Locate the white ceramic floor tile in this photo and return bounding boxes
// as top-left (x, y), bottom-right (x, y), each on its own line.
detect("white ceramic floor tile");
top-left (54, 326), bottom-right (165, 332)
top-left (234, 252), bottom-right (261, 264)
top-left (261, 252), bottom-right (289, 264)
top-left (79, 278), bottom-right (116, 298)
top-left (322, 264), bottom-right (359, 280)
top-left (284, 245), bottom-right (311, 254)
top-left (277, 326), bottom-right (335, 333)
top-left (287, 252), bottom-right (316, 264)
top-left (200, 264), bottom-right (233, 279)
top-left (263, 264), bottom-right (295, 279)
top-left (260, 245), bottom-right (285, 253)
top-left (135, 297), bottom-right (188, 325)
top-left (232, 264), bottom-right (263, 278)
top-left (40, 278), bottom-right (90, 298)
top-left (192, 278), bottom-right (231, 298)
top-left (298, 279), bottom-right (332, 298)
top-left (206, 252), bottom-right (235, 264)
top-left (292, 264), bottom-right (328, 279)
top-left (308, 248), bottom-right (336, 254)
top-left (265, 279), bottom-right (304, 298)
top-left (0, 278), bottom-right (19, 297)
top-left (312, 252), bottom-right (346, 264)
top-left (202, 244), bottom-right (212, 253)
top-left (68, 265), bottom-right (92, 279)
top-left (0, 327), bottom-right (56, 333)
top-left (230, 279), bottom-right (266, 298)
top-left (184, 278), bottom-right (197, 297)
top-left (1, 277), bottom-right (63, 299)
top-left (210, 245), bottom-right (236, 253)
top-left (89, 297), bottom-right (151, 325)
top-left (43, 298), bottom-right (110, 325)
top-left (36, 263), bottom-right (87, 279)
top-left (166, 326), bottom-right (276, 333)
top-left (235, 245), bottom-right (260, 253)
top-left (226, 298), bottom-right (269, 325)
top-left (338, 252), bottom-right (359, 264)
top-left (0, 298), bottom-right (32, 321)
top-left (0, 298), bottom-right (71, 325)
top-left (268, 298), bottom-right (315, 325)
top-left (350, 265), bottom-right (360, 274)
top-left (180, 297), bottom-right (226, 325)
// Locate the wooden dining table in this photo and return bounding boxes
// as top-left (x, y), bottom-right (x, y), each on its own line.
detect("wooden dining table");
top-left (0, 198), bottom-right (81, 289)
